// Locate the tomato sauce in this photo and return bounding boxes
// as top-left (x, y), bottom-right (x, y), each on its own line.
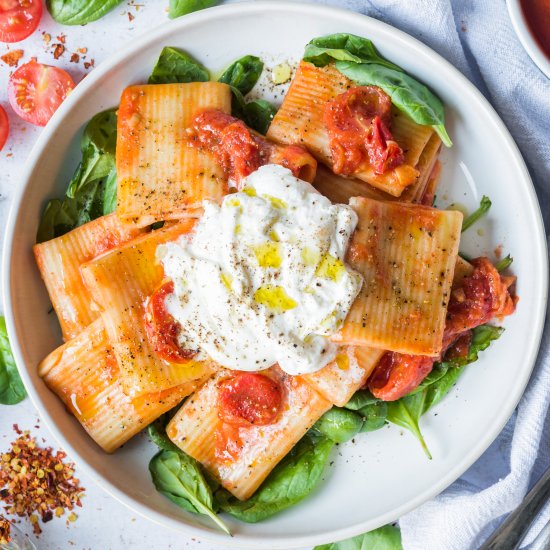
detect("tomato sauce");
top-left (324, 86), bottom-right (404, 176)
top-left (189, 109), bottom-right (317, 184)
top-left (521, 0), bottom-right (550, 60)
top-left (144, 280), bottom-right (197, 364)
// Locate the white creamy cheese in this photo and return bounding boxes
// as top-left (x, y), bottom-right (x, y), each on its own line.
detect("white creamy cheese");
top-left (158, 164), bottom-right (362, 375)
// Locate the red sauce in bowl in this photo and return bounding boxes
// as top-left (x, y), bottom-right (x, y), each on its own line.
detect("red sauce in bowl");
top-left (521, 0), bottom-right (550, 59)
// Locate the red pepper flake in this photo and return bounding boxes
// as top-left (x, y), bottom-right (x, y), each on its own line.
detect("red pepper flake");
top-left (1, 50), bottom-right (24, 67)
top-left (0, 431), bottom-right (85, 536)
top-left (77, 47), bottom-right (87, 54)
top-left (128, 12), bottom-right (135, 22)
top-left (70, 53), bottom-right (79, 63)
top-left (0, 516), bottom-right (10, 545)
top-left (56, 34), bottom-right (66, 44)
top-left (52, 44), bottom-right (65, 60)
top-left (84, 59), bottom-right (95, 70)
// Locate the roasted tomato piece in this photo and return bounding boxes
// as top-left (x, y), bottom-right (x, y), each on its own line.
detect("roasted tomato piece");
top-left (324, 85), bottom-right (404, 175)
top-left (8, 61), bottom-right (74, 126)
top-left (368, 352), bottom-right (434, 401)
top-left (190, 109), bottom-right (266, 182)
top-left (144, 280), bottom-right (197, 363)
top-left (0, 0), bottom-right (42, 43)
top-left (445, 257), bottom-right (516, 337)
top-left (0, 105), bottom-right (9, 151)
top-left (218, 372), bottom-right (283, 426)
top-left (190, 109), bottom-right (317, 183)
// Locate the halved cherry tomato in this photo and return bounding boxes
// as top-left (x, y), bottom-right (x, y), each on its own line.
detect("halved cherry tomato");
top-left (0, 0), bottom-right (42, 43)
top-left (0, 106), bottom-right (9, 151)
top-left (368, 352), bottom-right (434, 401)
top-left (144, 280), bottom-right (197, 364)
top-left (8, 61), bottom-right (75, 126)
top-left (218, 372), bottom-right (283, 426)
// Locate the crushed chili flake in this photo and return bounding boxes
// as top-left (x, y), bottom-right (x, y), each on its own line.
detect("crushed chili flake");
top-left (70, 53), bottom-right (79, 63)
top-left (0, 515), bottom-right (10, 545)
top-left (52, 44), bottom-right (65, 60)
top-left (56, 34), bottom-right (66, 44)
top-left (1, 49), bottom-right (24, 67)
top-left (77, 47), bottom-right (87, 54)
top-left (0, 431), bottom-right (85, 536)
top-left (128, 12), bottom-right (135, 22)
top-left (84, 59), bottom-right (95, 70)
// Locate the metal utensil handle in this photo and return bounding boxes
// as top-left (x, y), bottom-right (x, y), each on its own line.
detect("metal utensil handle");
top-left (480, 466), bottom-right (550, 550)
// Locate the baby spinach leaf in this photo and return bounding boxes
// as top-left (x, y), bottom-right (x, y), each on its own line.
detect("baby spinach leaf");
top-left (0, 316), bottom-right (26, 405)
top-left (358, 401), bottom-right (388, 432)
top-left (149, 449), bottom-right (230, 534)
top-left (37, 109), bottom-right (118, 242)
top-left (387, 392), bottom-right (432, 459)
top-left (219, 55), bottom-right (264, 96)
top-left (47, 0), bottom-right (123, 25)
top-left (218, 433), bottom-right (334, 522)
top-left (344, 389), bottom-right (379, 411)
top-left (495, 254), bottom-right (513, 273)
top-left (313, 407), bottom-right (364, 443)
top-left (147, 416), bottom-right (179, 452)
top-left (169, 0), bottom-right (220, 19)
top-left (241, 99), bottom-right (277, 135)
top-left (314, 524), bottom-right (402, 550)
top-left (304, 33), bottom-right (401, 72)
top-left (149, 46), bottom-right (209, 84)
top-left (335, 61), bottom-right (452, 147)
top-left (461, 195), bottom-right (492, 232)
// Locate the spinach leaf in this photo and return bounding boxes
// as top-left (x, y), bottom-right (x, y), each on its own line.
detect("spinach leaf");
top-left (313, 407), bottom-right (363, 443)
top-left (217, 55), bottom-right (276, 135)
top-left (315, 524), bottom-right (402, 550)
top-left (147, 415), bottom-right (180, 452)
top-left (219, 55), bottom-right (264, 96)
top-left (388, 324), bottom-right (504, 457)
top-left (169, 0), bottom-right (220, 18)
top-left (218, 433), bottom-right (334, 522)
top-left (47, 0), bottom-right (123, 25)
top-left (344, 389), bottom-right (379, 411)
top-left (335, 61), bottom-right (452, 147)
top-left (37, 109), bottom-right (118, 243)
top-left (0, 316), bottom-right (26, 405)
top-left (387, 391), bottom-right (432, 459)
top-left (149, 449), bottom-right (230, 534)
top-left (149, 47), bottom-right (209, 85)
top-left (462, 195), bottom-right (491, 232)
top-left (304, 33), bottom-right (401, 72)
top-left (359, 401), bottom-right (388, 432)
top-left (495, 254), bottom-right (513, 272)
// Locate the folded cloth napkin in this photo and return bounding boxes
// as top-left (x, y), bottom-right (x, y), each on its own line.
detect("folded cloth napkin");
top-left (309, 0), bottom-right (550, 548)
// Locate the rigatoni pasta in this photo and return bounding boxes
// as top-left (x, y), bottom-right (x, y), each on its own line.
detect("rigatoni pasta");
top-left (33, 214), bottom-right (145, 341)
top-left (335, 197), bottom-right (463, 356)
top-left (116, 82), bottom-right (232, 227)
top-left (38, 319), bottom-right (206, 453)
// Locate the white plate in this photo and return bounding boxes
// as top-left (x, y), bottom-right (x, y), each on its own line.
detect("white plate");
top-left (2, 2), bottom-right (547, 548)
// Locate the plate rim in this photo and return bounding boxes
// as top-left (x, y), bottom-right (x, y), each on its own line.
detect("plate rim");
top-left (2, 2), bottom-right (548, 548)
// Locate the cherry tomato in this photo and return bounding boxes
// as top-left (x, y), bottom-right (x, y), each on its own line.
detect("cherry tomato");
top-left (368, 352), bottom-right (434, 401)
top-left (144, 280), bottom-right (197, 364)
top-left (218, 372), bottom-right (283, 426)
top-left (0, 105), bottom-right (9, 151)
top-left (8, 61), bottom-right (75, 126)
top-left (0, 0), bottom-right (42, 43)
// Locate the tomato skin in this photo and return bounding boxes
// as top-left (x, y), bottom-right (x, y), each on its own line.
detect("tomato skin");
top-left (0, 106), bottom-right (9, 151)
top-left (144, 281), bottom-right (197, 364)
top-left (368, 352), bottom-right (434, 401)
top-left (218, 372), bottom-right (283, 426)
top-left (324, 86), bottom-right (404, 175)
top-left (8, 61), bottom-right (75, 126)
top-left (0, 0), bottom-right (42, 43)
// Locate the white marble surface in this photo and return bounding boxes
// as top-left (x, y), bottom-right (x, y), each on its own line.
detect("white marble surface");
top-left (0, 1), bottom-right (245, 549)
